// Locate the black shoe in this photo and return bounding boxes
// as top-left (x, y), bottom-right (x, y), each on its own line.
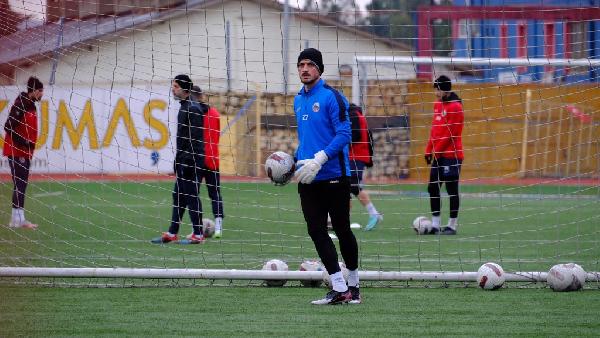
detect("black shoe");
top-left (440, 227), bottom-right (456, 235)
top-left (348, 286), bottom-right (361, 304)
top-left (311, 289), bottom-right (351, 305)
top-left (425, 227), bottom-right (439, 235)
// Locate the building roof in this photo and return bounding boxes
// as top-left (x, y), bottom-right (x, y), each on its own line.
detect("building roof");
top-left (0, 0), bottom-right (413, 67)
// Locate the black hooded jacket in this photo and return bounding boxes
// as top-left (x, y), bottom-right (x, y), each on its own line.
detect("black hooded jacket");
top-left (175, 98), bottom-right (209, 169)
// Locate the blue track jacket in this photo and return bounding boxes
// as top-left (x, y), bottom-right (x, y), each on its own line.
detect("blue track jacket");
top-left (294, 79), bottom-right (351, 181)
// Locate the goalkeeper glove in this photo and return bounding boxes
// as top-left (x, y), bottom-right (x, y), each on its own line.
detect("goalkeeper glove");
top-left (294, 150), bottom-right (328, 184)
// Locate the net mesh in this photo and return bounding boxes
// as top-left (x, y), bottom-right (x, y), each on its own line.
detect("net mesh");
top-left (0, 1), bottom-right (599, 287)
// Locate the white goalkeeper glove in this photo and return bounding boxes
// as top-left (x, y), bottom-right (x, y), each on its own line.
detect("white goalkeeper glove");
top-left (295, 150), bottom-right (328, 184)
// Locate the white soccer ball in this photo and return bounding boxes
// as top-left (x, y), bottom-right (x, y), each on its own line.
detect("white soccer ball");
top-left (202, 218), bottom-right (215, 238)
top-left (299, 260), bottom-right (325, 287)
top-left (322, 261), bottom-right (349, 288)
top-left (547, 263), bottom-right (586, 292)
top-left (262, 259), bottom-right (289, 287)
top-left (264, 151), bottom-right (295, 186)
top-left (477, 262), bottom-right (505, 290)
top-left (412, 216), bottom-right (433, 235)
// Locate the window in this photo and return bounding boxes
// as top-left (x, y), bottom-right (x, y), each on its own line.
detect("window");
top-left (566, 21), bottom-right (589, 75)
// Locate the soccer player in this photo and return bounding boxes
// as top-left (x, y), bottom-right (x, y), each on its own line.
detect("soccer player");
top-left (3, 77), bottom-right (44, 229)
top-left (424, 75), bottom-right (464, 235)
top-left (151, 75), bottom-right (209, 244)
top-left (187, 85), bottom-right (224, 238)
top-left (294, 48), bottom-right (360, 305)
top-left (348, 103), bottom-right (383, 231)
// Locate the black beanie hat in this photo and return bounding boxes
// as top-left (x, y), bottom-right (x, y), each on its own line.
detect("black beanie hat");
top-left (174, 74), bottom-right (193, 92)
top-left (297, 48), bottom-right (324, 74)
top-left (26, 76), bottom-right (43, 93)
top-left (433, 75), bottom-right (452, 92)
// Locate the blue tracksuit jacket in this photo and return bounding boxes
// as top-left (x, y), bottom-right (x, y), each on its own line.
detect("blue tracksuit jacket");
top-left (294, 79), bottom-right (351, 181)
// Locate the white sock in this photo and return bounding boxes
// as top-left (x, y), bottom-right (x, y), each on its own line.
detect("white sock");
top-left (347, 269), bottom-right (359, 287)
top-left (15, 208), bottom-right (25, 223)
top-left (215, 217), bottom-right (223, 232)
top-left (330, 271), bottom-right (348, 292)
top-left (432, 215), bottom-right (441, 228)
top-left (365, 203), bottom-right (379, 217)
top-left (447, 218), bottom-right (458, 230)
top-left (11, 208), bottom-right (19, 221)
top-left (166, 232), bottom-right (176, 237)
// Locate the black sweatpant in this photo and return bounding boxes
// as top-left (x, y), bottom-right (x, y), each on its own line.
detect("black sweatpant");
top-left (299, 177), bottom-right (358, 275)
top-left (428, 158), bottom-right (462, 218)
top-left (169, 164), bottom-right (203, 235)
top-left (8, 157), bottom-right (31, 209)
top-left (196, 168), bottom-right (224, 218)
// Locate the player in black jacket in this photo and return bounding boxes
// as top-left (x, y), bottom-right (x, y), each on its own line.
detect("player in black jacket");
top-left (152, 75), bottom-right (210, 244)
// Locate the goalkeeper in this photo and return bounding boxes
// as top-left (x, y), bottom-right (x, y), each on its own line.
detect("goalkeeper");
top-left (294, 48), bottom-right (360, 305)
top-left (424, 75), bottom-right (464, 235)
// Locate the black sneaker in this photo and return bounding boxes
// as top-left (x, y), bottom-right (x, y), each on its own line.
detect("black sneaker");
top-left (348, 286), bottom-right (361, 304)
top-left (311, 289), bottom-right (351, 305)
top-left (425, 227), bottom-right (439, 235)
top-left (440, 227), bottom-right (457, 235)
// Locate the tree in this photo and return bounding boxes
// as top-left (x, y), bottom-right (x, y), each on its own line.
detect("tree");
top-left (0, 0), bottom-right (26, 37)
top-left (362, 0), bottom-right (452, 55)
top-left (303, 0), bottom-right (358, 24)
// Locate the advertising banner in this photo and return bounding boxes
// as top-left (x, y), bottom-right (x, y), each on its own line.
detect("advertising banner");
top-left (1, 86), bottom-right (179, 174)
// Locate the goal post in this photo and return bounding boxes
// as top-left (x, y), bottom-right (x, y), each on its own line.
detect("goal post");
top-left (352, 56), bottom-right (600, 107)
top-left (2, 2), bottom-right (600, 288)
top-left (5, 267), bottom-right (599, 283)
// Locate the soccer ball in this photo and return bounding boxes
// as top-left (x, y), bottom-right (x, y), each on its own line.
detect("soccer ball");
top-left (202, 218), bottom-right (215, 238)
top-left (412, 216), bottom-right (433, 235)
top-left (264, 151), bottom-right (295, 186)
top-left (299, 260), bottom-right (325, 287)
top-left (547, 263), bottom-right (586, 292)
top-left (322, 261), bottom-right (349, 288)
top-left (262, 259), bottom-right (289, 287)
top-left (477, 262), bottom-right (505, 290)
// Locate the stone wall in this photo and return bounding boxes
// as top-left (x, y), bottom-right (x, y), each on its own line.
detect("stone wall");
top-left (205, 81), bottom-right (411, 178)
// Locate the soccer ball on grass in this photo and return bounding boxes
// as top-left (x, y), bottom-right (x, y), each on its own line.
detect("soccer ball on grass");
top-left (546, 263), bottom-right (586, 292)
top-left (202, 218), bottom-right (215, 238)
top-left (262, 259), bottom-right (289, 287)
top-left (299, 260), bottom-right (325, 287)
top-left (412, 216), bottom-right (434, 235)
top-left (477, 262), bottom-right (505, 290)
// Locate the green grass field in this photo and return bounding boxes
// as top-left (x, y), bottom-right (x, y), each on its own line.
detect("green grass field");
top-left (0, 180), bottom-right (599, 336)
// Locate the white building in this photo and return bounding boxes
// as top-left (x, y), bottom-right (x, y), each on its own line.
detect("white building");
top-left (0, 0), bottom-right (413, 175)
top-left (1, 0), bottom-right (414, 93)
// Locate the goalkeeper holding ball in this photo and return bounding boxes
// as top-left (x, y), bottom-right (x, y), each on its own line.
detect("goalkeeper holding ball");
top-left (294, 48), bottom-right (361, 305)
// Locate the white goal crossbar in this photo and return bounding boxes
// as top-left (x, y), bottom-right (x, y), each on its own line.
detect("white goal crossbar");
top-left (1, 267), bottom-right (598, 283)
top-left (351, 56), bottom-right (600, 106)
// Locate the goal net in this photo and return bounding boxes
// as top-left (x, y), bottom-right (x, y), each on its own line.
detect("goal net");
top-left (0, 1), bottom-right (599, 288)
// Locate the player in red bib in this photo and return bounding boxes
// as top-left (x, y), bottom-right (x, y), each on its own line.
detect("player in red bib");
top-left (3, 77), bottom-right (44, 229)
top-left (188, 85), bottom-right (224, 239)
top-left (424, 75), bottom-right (464, 235)
top-left (348, 104), bottom-right (382, 231)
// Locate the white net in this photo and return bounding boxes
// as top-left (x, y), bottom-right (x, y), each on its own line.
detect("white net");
top-left (0, 1), bottom-right (599, 287)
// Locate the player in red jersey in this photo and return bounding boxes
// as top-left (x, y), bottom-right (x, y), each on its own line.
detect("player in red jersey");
top-left (3, 77), bottom-right (44, 229)
top-left (424, 75), bottom-right (464, 235)
top-left (348, 104), bottom-right (382, 231)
